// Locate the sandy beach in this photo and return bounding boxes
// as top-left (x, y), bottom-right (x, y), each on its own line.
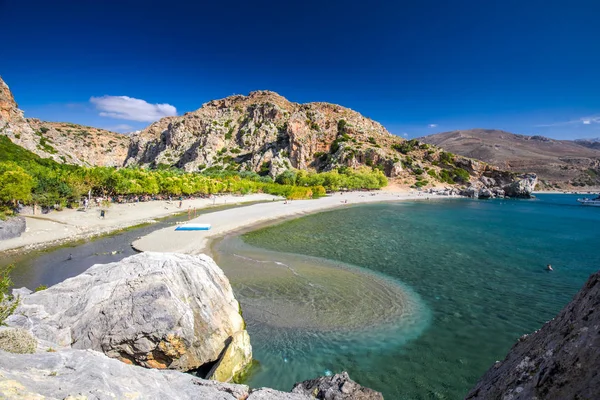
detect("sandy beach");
top-left (133, 190), bottom-right (452, 254)
top-left (0, 194), bottom-right (276, 253)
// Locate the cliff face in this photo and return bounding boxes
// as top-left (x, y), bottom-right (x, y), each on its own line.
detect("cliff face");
top-left (0, 76), bottom-right (129, 167)
top-left (125, 90), bottom-right (407, 177)
top-left (467, 270), bottom-right (600, 399)
top-left (0, 76), bottom-right (40, 156)
top-left (26, 119), bottom-right (129, 167)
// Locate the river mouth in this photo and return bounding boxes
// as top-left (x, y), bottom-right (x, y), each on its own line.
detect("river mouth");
top-left (213, 235), bottom-right (430, 333)
top-left (212, 233), bottom-right (432, 390)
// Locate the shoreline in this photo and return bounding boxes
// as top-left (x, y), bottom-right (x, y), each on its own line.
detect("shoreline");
top-left (133, 190), bottom-right (460, 255)
top-left (0, 194), bottom-right (276, 254)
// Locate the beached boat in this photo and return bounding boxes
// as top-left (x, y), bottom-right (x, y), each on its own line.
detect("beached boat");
top-left (175, 223), bottom-right (212, 231)
top-left (577, 195), bottom-right (600, 207)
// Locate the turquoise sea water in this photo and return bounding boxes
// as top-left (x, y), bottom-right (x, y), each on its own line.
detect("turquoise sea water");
top-left (213, 194), bottom-right (600, 399)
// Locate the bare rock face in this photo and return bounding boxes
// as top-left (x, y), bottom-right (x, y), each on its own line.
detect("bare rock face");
top-left (292, 372), bottom-right (384, 400)
top-left (0, 76), bottom-right (129, 167)
top-left (7, 252), bottom-right (252, 378)
top-left (27, 119), bottom-right (129, 167)
top-left (502, 173), bottom-right (538, 198)
top-left (125, 90), bottom-right (403, 177)
top-left (467, 270), bottom-right (600, 400)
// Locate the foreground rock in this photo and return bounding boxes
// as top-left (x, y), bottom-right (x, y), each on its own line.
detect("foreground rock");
top-left (292, 372), bottom-right (384, 400)
top-left (7, 252), bottom-right (252, 379)
top-left (0, 348), bottom-right (310, 400)
top-left (467, 270), bottom-right (600, 399)
top-left (0, 216), bottom-right (25, 240)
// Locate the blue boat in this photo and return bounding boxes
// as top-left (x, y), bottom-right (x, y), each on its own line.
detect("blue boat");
top-left (175, 223), bottom-right (212, 231)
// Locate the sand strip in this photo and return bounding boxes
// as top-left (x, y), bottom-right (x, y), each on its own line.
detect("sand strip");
top-left (133, 190), bottom-right (457, 254)
top-left (0, 194), bottom-right (275, 253)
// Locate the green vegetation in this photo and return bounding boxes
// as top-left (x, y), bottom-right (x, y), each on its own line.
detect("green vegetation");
top-left (0, 136), bottom-right (388, 213)
top-left (392, 139), bottom-right (420, 154)
top-left (1, 264), bottom-right (18, 325)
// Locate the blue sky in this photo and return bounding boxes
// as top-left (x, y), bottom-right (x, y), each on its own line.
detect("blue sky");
top-left (1, 0), bottom-right (599, 139)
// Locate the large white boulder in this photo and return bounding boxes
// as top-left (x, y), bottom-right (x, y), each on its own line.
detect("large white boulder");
top-left (7, 252), bottom-right (251, 377)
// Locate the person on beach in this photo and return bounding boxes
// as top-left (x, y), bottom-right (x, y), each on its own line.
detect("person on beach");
top-left (546, 264), bottom-right (553, 271)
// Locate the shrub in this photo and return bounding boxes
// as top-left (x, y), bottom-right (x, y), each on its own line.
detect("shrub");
top-left (275, 170), bottom-right (297, 186)
top-left (34, 285), bottom-right (48, 292)
top-left (0, 328), bottom-right (37, 354)
top-left (1, 264), bottom-right (18, 325)
top-left (311, 185), bottom-right (327, 198)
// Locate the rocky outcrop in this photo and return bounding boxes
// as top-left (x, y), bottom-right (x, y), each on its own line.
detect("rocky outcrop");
top-left (461, 173), bottom-right (538, 199)
top-left (125, 90), bottom-right (404, 176)
top-left (502, 173), bottom-right (538, 198)
top-left (0, 216), bottom-right (25, 240)
top-left (27, 119), bottom-right (129, 167)
top-left (0, 348), bottom-right (311, 400)
top-left (0, 76), bottom-right (129, 167)
top-left (6, 252), bottom-right (252, 378)
top-left (292, 372), bottom-right (384, 399)
top-left (467, 270), bottom-right (600, 400)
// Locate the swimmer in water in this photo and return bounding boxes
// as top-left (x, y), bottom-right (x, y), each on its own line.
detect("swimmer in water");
top-left (67, 253), bottom-right (73, 261)
top-left (546, 264), bottom-right (553, 271)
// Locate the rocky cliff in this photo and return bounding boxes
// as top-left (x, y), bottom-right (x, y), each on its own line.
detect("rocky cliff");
top-left (467, 270), bottom-right (600, 399)
top-left (27, 118), bottom-right (129, 166)
top-left (125, 90), bottom-right (407, 177)
top-left (124, 91), bottom-right (527, 192)
top-left (0, 76), bottom-right (129, 167)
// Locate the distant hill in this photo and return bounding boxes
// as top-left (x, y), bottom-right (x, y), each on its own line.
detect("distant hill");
top-left (575, 137), bottom-right (600, 150)
top-left (419, 129), bottom-right (600, 188)
top-left (0, 76), bottom-right (128, 167)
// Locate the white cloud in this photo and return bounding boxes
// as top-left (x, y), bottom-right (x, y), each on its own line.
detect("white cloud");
top-left (90, 95), bottom-right (177, 122)
top-left (428, 124), bottom-right (438, 128)
top-left (402, 132), bottom-right (409, 138)
top-left (536, 115), bottom-right (600, 127)
top-left (105, 124), bottom-right (134, 133)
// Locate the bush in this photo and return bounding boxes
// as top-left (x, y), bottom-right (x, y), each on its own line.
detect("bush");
top-left (1, 264), bottom-right (18, 325)
top-left (275, 170), bottom-right (297, 186)
top-left (0, 328), bottom-right (37, 354)
top-left (392, 139), bottom-right (419, 154)
top-left (311, 185), bottom-right (327, 198)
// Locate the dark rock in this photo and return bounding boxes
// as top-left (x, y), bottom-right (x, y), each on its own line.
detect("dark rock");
top-left (292, 372), bottom-right (383, 400)
top-left (467, 270), bottom-right (600, 400)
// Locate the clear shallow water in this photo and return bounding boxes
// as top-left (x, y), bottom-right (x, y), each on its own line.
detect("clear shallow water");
top-left (2, 203), bottom-right (262, 289)
top-left (215, 194), bottom-right (600, 399)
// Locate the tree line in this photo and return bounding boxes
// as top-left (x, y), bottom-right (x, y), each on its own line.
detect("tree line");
top-left (0, 136), bottom-right (387, 216)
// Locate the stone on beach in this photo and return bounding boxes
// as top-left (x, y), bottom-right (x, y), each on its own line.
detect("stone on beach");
top-left (292, 371), bottom-right (384, 399)
top-left (6, 252), bottom-right (252, 378)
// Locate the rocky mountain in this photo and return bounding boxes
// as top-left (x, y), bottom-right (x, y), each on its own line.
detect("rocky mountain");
top-left (467, 269), bottom-right (600, 399)
top-left (575, 137), bottom-right (600, 150)
top-left (124, 91), bottom-right (535, 193)
top-left (0, 76), bottom-right (128, 167)
top-left (125, 90), bottom-right (408, 177)
top-left (419, 129), bottom-right (600, 189)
